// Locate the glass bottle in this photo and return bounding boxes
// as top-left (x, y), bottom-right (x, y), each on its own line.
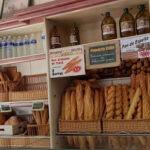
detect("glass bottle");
top-left (101, 12), bottom-right (117, 40)
top-left (136, 4), bottom-right (150, 35)
top-left (30, 33), bottom-right (37, 55)
top-left (70, 23), bottom-right (80, 46)
top-left (50, 26), bottom-right (61, 49)
top-left (120, 8), bottom-right (135, 37)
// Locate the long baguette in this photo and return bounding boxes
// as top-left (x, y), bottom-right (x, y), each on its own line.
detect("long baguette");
top-left (42, 106), bottom-right (49, 124)
top-left (61, 93), bottom-right (65, 120)
top-left (65, 89), bottom-right (71, 120)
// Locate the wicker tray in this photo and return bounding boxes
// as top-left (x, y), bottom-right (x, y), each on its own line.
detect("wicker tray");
top-left (103, 119), bottom-right (150, 134)
top-left (27, 124), bottom-right (50, 136)
top-left (9, 74), bottom-right (48, 101)
top-left (59, 119), bottom-right (101, 133)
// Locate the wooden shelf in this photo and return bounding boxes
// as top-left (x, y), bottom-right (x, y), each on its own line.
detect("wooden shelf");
top-left (0, 99), bottom-right (48, 108)
top-left (0, 53), bottom-right (46, 66)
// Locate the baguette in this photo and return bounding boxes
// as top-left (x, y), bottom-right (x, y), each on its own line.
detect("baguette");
top-left (76, 83), bottom-right (84, 120)
top-left (42, 106), bottom-right (49, 124)
top-left (3, 73), bottom-right (10, 81)
top-left (99, 90), bottom-right (104, 118)
top-left (61, 93), bottom-right (65, 120)
top-left (131, 74), bottom-right (136, 89)
top-left (0, 72), bottom-right (4, 81)
top-left (126, 87), bottom-right (141, 119)
top-left (94, 89), bottom-right (100, 119)
top-left (70, 91), bottom-right (77, 120)
top-left (65, 89), bottom-right (71, 120)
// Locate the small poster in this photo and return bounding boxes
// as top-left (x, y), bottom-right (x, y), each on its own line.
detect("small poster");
top-left (85, 40), bottom-right (120, 69)
top-left (50, 45), bottom-right (85, 78)
top-left (120, 34), bottom-right (150, 60)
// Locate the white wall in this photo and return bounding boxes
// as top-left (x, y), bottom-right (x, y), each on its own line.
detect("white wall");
top-left (33, 0), bottom-right (55, 5)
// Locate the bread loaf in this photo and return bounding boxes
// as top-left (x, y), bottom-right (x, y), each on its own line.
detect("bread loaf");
top-left (5, 116), bottom-right (20, 125)
top-left (42, 106), bottom-right (49, 124)
top-left (13, 72), bottom-right (21, 81)
top-left (65, 89), bottom-right (71, 120)
top-left (140, 73), bottom-right (150, 119)
top-left (122, 84), bottom-right (129, 118)
top-left (94, 89), bottom-right (100, 119)
top-left (126, 87), bottom-right (141, 119)
top-left (76, 83), bottom-right (84, 120)
top-left (71, 91), bottom-right (77, 120)
top-left (106, 85), bottom-right (115, 119)
top-left (115, 84), bottom-right (122, 119)
top-left (99, 90), bottom-right (104, 118)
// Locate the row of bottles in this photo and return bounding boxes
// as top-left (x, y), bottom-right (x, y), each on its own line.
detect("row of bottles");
top-left (0, 32), bottom-right (46, 59)
top-left (50, 24), bottom-right (79, 49)
top-left (50, 4), bottom-right (150, 49)
top-left (102, 4), bottom-right (150, 40)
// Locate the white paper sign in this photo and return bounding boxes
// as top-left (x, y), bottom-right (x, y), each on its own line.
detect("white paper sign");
top-left (50, 45), bottom-right (85, 78)
top-left (120, 34), bottom-right (150, 60)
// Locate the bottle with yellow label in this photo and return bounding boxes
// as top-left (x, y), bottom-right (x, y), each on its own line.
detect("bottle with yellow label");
top-left (50, 25), bottom-right (61, 49)
top-left (120, 8), bottom-right (135, 37)
top-left (70, 23), bottom-right (80, 46)
top-left (101, 12), bottom-right (117, 40)
top-left (136, 4), bottom-right (150, 35)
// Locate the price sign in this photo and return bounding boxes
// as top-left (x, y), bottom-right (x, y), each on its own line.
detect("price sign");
top-left (85, 40), bottom-right (120, 69)
top-left (1, 105), bottom-right (12, 112)
top-left (120, 34), bottom-right (150, 60)
top-left (32, 102), bottom-right (44, 111)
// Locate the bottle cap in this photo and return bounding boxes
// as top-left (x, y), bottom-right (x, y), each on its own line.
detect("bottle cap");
top-left (105, 12), bottom-right (110, 17)
top-left (124, 8), bottom-right (129, 13)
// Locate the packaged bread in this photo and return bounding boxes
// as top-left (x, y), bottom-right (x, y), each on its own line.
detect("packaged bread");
top-left (76, 83), bottom-right (84, 120)
top-left (4, 116), bottom-right (20, 125)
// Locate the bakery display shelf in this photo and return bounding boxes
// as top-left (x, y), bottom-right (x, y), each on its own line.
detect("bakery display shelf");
top-left (0, 99), bottom-right (48, 108)
top-left (0, 135), bottom-right (50, 139)
top-left (56, 132), bottom-right (150, 137)
top-left (0, 53), bottom-right (46, 66)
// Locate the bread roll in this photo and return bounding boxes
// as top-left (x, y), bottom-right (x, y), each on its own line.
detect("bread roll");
top-left (76, 83), bottom-right (84, 120)
top-left (84, 83), bottom-right (94, 120)
top-left (5, 116), bottom-right (20, 125)
top-left (115, 84), bottom-right (122, 119)
top-left (106, 85), bottom-right (115, 119)
top-left (65, 89), bottom-right (71, 120)
top-left (61, 93), bottom-right (65, 120)
top-left (42, 106), bottom-right (49, 124)
top-left (122, 84), bottom-right (129, 118)
top-left (126, 87), bottom-right (141, 119)
top-left (94, 89), bottom-right (100, 119)
top-left (140, 73), bottom-right (150, 119)
top-left (71, 91), bottom-right (77, 120)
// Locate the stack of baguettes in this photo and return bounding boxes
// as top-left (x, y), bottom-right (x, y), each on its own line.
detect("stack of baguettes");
top-left (60, 79), bottom-right (105, 150)
top-left (32, 105), bottom-right (49, 136)
top-left (104, 72), bottom-right (150, 120)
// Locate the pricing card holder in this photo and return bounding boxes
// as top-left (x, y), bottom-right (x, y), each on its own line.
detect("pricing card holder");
top-left (32, 102), bottom-right (44, 111)
top-left (1, 105), bottom-right (12, 113)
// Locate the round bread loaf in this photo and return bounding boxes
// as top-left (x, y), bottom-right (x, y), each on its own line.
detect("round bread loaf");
top-left (4, 116), bottom-right (20, 125)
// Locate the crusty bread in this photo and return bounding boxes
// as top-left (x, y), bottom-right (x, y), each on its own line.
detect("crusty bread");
top-left (71, 91), bottom-right (77, 120)
top-left (5, 116), bottom-right (20, 125)
top-left (61, 93), bottom-right (65, 120)
top-left (65, 89), bottom-right (71, 120)
top-left (94, 89), bottom-right (100, 119)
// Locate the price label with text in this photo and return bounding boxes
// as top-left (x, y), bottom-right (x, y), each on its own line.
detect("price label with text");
top-left (32, 102), bottom-right (44, 111)
top-left (1, 105), bottom-right (12, 112)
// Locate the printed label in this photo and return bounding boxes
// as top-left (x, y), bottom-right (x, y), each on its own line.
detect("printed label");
top-left (70, 35), bottom-right (78, 43)
top-left (41, 35), bottom-right (45, 40)
top-left (51, 36), bottom-right (61, 45)
top-left (102, 24), bottom-right (115, 35)
top-left (121, 21), bottom-right (134, 32)
top-left (24, 40), bottom-right (30, 45)
top-left (16, 42), bottom-right (23, 46)
top-left (137, 18), bottom-right (150, 30)
top-left (30, 39), bottom-right (37, 44)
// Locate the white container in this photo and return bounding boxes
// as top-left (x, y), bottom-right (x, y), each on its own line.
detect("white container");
top-left (12, 36), bottom-right (17, 58)
top-left (16, 36), bottom-right (23, 57)
top-left (2, 36), bottom-right (7, 59)
top-left (23, 35), bottom-right (30, 56)
top-left (6, 35), bottom-right (13, 58)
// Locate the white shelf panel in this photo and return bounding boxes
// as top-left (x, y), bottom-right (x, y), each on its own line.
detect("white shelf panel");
top-left (0, 53), bottom-right (46, 66)
top-left (0, 99), bottom-right (48, 108)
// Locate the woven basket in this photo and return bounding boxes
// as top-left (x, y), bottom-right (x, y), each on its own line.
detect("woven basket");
top-left (59, 119), bottom-right (101, 133)
top-left (102, 119), bottom-right (150, 134)
top-left (9, 74), bottom-right (48, 101)
top-left (27, 124), bottom-right (50, 136)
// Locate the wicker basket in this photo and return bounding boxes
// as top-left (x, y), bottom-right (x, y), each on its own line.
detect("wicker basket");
top-left (27, 124), bottom-right (50, 136)
top-left (102, 119), bottom-right (150, 134)
top-left (59, 119), bottom-right (101, 133)
top-left (9, 74), bottom-right (48, 101)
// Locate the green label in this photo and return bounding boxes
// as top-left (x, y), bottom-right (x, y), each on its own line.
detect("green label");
top-left (32, 102), bottom-right (44, 111)
top-left (89, 43), bottom-right (116, 65)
